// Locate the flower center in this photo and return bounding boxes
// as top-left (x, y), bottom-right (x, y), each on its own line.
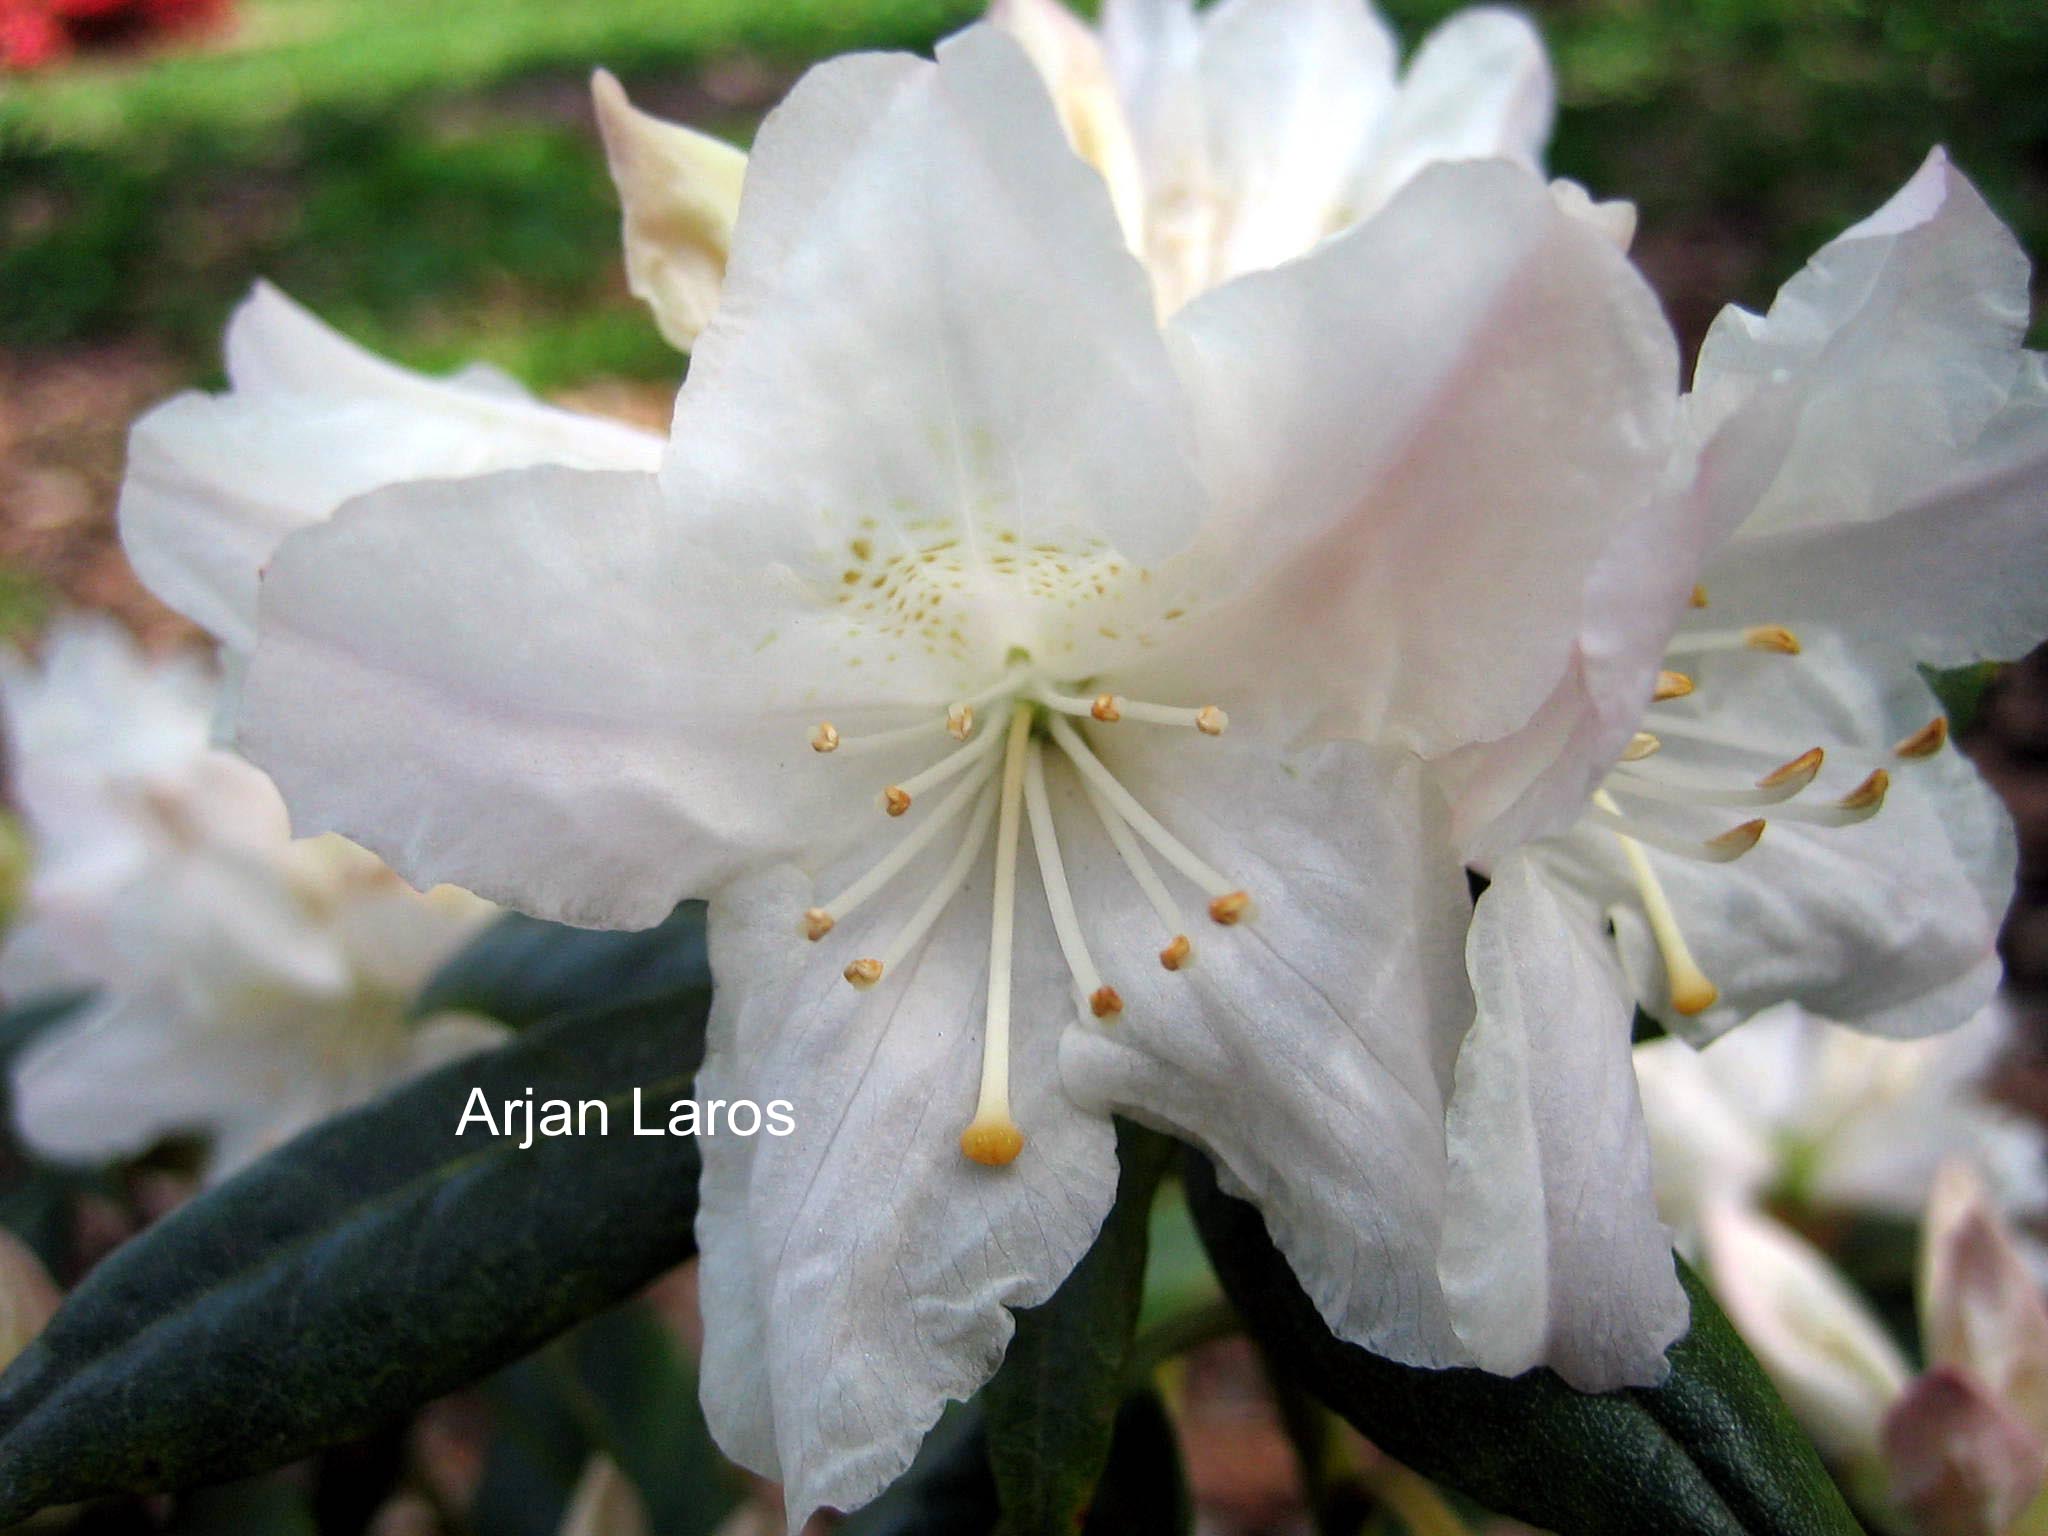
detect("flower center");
top-left (803, 666), bottom-right (1247, 1167)
top-left (1592, 607), bottom-right (1942, 1018)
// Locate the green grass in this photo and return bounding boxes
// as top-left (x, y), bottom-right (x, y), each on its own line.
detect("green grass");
top-left (1, 0), bottom-right (2043, 388)
top-left (0, 0), bottom-right (979, 144)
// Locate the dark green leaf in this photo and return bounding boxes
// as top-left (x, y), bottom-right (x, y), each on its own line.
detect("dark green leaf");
top-left (0, 907), bottom-right (713, 1525)
top-left (1080, 1390), bottom-right (1192, 1536)
top-left (1184, 1151), bottom-right (1865, 1536)
top-left (413, 900), bottom-right (708, 1028)
top-left (983, 1120), bottom-right (1172, 1536)
top-left (164, 1473), bottom-right (319, 1536)
top-left (1921, 660), bottom-right (2001, 733)
top-left (475, 1301), bottom-right (741, 1536)
top-left (839, 1404), bottom-right (999, 1536)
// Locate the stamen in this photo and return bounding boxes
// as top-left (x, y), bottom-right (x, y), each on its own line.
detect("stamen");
top-left (1690, 584), bottom-right (1709, 608)
top-left (1022, 741), bottom-right (1119, 1019)
top-left (1607, 746), bottom-right (1822, 808)
top-left (962, 702), bottom-right (1034, 1168)
top-left (1208, 891), bottom-right (1251, 924)
top-left (1594, 789), bottom-right (1721, 1016)
top-left (813, 714), bottom-right (954, 758)
top-left (1663, 625), bottom-right (1802, 656)
top-left (880, 719), bottom-right (1007, 815)
top-left (812, 755), bottom-right (998, 930)
top-left (1768, 769), bottom-right (1888, 827)
top-left (1584, 804), bottom-right (1766, 864)
top-left (947, 703), bottom-right (975, 741)
top-left (1076, 776), bottom-right (1194, 969)
top-left (1621, 733), bottom-right (1661, 762)
top-left (1757, 748), bottom-right (1826, 790)
top-left (1653, 670), bottom-right (1695, 702)
top-left (1034, 687), bottom-right (1227, 736)
top-left (1894, 717), bottom-right (1949, 759)
top-left (853, 780), bottom-right (1003, 989)
top-left (1045, 714), bottom-right (1244, 906)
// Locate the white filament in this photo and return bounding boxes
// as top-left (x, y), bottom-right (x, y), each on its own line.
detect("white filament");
top-left (1022, 741), bottom-right (1108, 1007)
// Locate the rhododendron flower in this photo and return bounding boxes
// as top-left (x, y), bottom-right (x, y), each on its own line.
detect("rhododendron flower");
top-left (1636, 1002), bottom-right (2048, 1253)
top-left (1, 620), bottom-right (501, 1179)
top-left (119, 282), bottom-right (661, 707)
top-left (1432, 152), bottom-right (2043, 1381)
top-left (594, 0), bottom-right (1561, 335)
top-left (222, 27), bottom-right (1681, 1519)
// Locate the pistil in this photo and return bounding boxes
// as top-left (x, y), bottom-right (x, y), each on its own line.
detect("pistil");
top-left (961, 701), bottom-right (1036, 1168)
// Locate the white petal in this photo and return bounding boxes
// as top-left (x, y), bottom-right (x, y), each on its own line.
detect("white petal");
top-left (668, 27), bottom-right (1202, 573)
top-left (1632, 1034), bottom-right (1779, 1242)
top-left (1691, 149), bottom-right (2030, 487)
top-left (1192, 0), bottom-right (1399, 281)
top-left (1584, 630), bottom-right (2013, 1039)
top-left (695, 861), bottom-right (1118, 1523)
top-left (1685, 152), bottom-right (2044, 667)
top-left (120, 283), bottom-right (661, 653)
top-left (1703, 1200), bottom-right (1911, 1470)
top-left (10, 990), bottom-right (234, 1163)
top-left (1698, 352), bottom-right (2048, 671)
top-left (591, 70), bottom-right (747, 350)
top-left (240, 468), bottom-right (931, 929)
top-left (1347, 7), bottom-right (1554, 219)
top-left (987, 0), bottom-right (1148, 252)
top-left (1057, 734), bottom-right (1474, 1368)
top-left (1442, 853), bottom-right (1687, 1388)
top-left (1165, 158), bottom-right (1677, 755)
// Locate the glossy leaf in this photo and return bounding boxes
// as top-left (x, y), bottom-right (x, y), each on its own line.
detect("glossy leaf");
top-left (1184, 1151), bottom-right (1865, 1536)
top-left (0, 908), bottom-right (712, 1525)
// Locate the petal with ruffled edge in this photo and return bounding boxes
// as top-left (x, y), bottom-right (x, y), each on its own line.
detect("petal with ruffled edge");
top-left (1160, 158), bottom-right (1677, 757)
top-left (1548, 630), bottom-right (2014, 1040)
top-left (120, 284), bottom-right (662, 657)
top-left (1441, 852), bottom-right (1686, 1388)
top-left (1056, 732), bottom-right (1474, 1368)
top-left (591, 69), bottom-right (747, 350)
top-left (1687, 151), bottom-right (2045, 668)
top-left (696, 857), bottom-right (1118, 1525)
top-left (1347, 7), bottom-right (1553, 219)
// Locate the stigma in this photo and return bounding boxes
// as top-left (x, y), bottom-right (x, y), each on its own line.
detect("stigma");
top-left (802, 667), bottom-right (1247, 1166)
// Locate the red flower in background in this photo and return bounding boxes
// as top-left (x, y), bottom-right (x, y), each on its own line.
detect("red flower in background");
top-left (0, 0), bottom-right (229, 71)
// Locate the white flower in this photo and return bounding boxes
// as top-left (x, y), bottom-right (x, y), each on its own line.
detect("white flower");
top-left (1, 620), bottom-right (501, 1180)
top-left (1702, 1198), bottom-right (1913, 1479)
top-left (1428, 152), bottom-right (2044, 1384)
top-left (597, 0), bottom-right (1561, 328)
top-left (118, 281), bottom-right (662, 701)
top-left (222, 27), bottom-right (1679, 1520)
top-left (1635, 1003), bottom-right (2048, 1248)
